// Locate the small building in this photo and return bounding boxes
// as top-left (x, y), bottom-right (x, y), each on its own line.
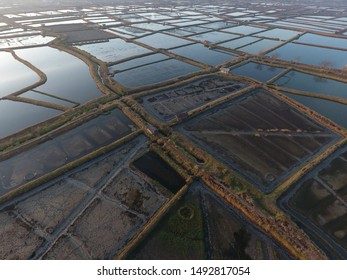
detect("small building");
top-left (146, 124), bottom-right (158, 136)
top-left (176, 112), bottom-right (188, 122)
top-left (220, 67), bottom-right (230, 74)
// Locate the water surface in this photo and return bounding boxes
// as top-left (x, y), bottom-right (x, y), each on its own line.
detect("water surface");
top-left (132, 22), bottom-right (172, 31)
top-left (221, 25), bottom-right (266, 35)
top-left (108, 53), bottom-right (170, 73)
top-left (189, 31), bottom-right (239, 43)
top-left (133, 151), bottom-right (185, 193)
top-left (16, 46), bottom-right (103, 103)
top-left (113, 59), bottom-right (201, 88)
top-left (21, 90), bottom-right (77, 108)
top-left (267, 43), bottom-right (347, 69)
top-left (255, 28), bottom-right (300, 40)
top-left (140, 12), bottom-right (172, 21)
top-left (295, 33), bottom-right (347, 49)
top-left (181, 26), bottom-right (210, 33)
top-left (282, 92), bottom-right (347, 129)
top-left (111, 26), bottom-right (151, 36)
top-left (165, 28), bottom-right (193, 36)
top-left (218, 36), bottom-right (259, 49)
top-left (0, 109), bottom-right (134, 192)
top-left (238, 39), bottom-right (281, 54)
top-left (76, 38), bottom-right (151, 62)
top-left (0, 100), bottom-right (61, 139)
top-left (230, 62), bottom-right (284, 82)
top-left (0, 35), bottom-right (55, 49)
top-left (0, 51), bottom-right (39, 97)
top-left (199, 21), bottom-right (235, 30)
top-left (136, 33), bottom-right (192, 49)
top-left (274, 70), bottom-right (347, 100)
top-left (169, 43), bottom-right (236, 66)
top-left (270, 21), bottom-right (333, 33)
top-left (173, 20), bottom-right (208, 27)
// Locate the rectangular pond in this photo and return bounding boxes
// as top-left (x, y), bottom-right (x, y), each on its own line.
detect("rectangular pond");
top-left (112, 59), bottom-right (201, 88)
top-left (132, 150), bottom-right (186, 194)
top-left (0, 29), bottom-right (39, 38)
top-left (177, 89), bottom-right (337, 193)
top-left (189, 31), bottom-right (239, 44)
top-left (135, 33), bottom-right (192, 49)
top-left (0, 109), bottom-right (135, 193)
top-left (0, 99), bottom-right (61, 139)
top-left (0, 35), bottom-right (55, 49)
top-left (30, 19), bottom-right (86, 27)
top-left (131, 22), bottom-right (173, 31)
top-left (172, 20), bottom-right (208, 27)
top-left (110, 26), bottom-right (151, 36)
top-left (273, 70), bottom-right (347, 100)
top-left (279, 146), bottom-right (347, 258)
top-left (168, 43), bottom-right (236, 66)
top-left (164, 28), bottom-right (193, 36)
top-left (230, 62), bottom-right (285, 82)
top-left (129, 180), bottom-right (289, 260)
top-left (140, 12), bottom-right (172, 21)
top-left (198, 21), bottom-right (235, 30)
top-left (108, 53), bottom-right (170, 73)
top-left (181, 26), bottom-right (211, 34)
top-left (218, 36), bottom-right (260, 50)
top-left (270, 21), bottom-right (334, 33)
top-left (267, 43), bottom-right (347, 69)
top-left (282, 92), bottom-right (347, 129)
top-left (0, 135), bottom-right (170, 260)
top-left (21, 90), bottom-right (78, 108)
top-left (76, 38), bottom-right (151, 63)
top-left (221, 25), bottom-right (266, 35)
top-left (140, 76), bottom-right (248, 121)
top-left (294, 33), bottom-right (347, 49)
top-left (238, 39), bottom-right (281, 54)
top-left (255, 28), bottom-right (301, 41)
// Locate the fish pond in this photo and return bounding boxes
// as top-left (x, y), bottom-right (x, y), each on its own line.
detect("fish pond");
top-left (294, 33), bottom-right (347, 49)
top-left (108, 53), bottom-right (170, 73)
top-left (135, 33), bottom-right (192, 49)
top-left (168, 43), bottom-right (236, 66)
top-left (267, 43), bottom-right (347, 69)
top-left (132, 151), bottom-right (186, 194)
top-left (281, 92), bottom-right (347, 129)
top-left (0, 100), bottom-right (61, 139)
top-left (230, 62), bottom-right (285, 82)
top-left (0, 51), bottom-right (39, 97)
top-left (15, 46), bottom-right (103, 104)
top-left (112, 59), bottom-right (201, 88)
top-left (273, 70), bottom-right (347, 100)
top-left (280, 145), bottom-right (347, 259)
top-left (76, 38), bottom-right (151, 63)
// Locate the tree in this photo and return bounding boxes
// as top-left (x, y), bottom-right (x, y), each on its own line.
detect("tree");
top-left (319, 60), bottom-right (334, 69)
top-left (270, 53), bottom-right (280, 59)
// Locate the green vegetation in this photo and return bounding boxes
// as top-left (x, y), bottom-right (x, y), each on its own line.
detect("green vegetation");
top-left (148, 201), bottom-right (206, 259)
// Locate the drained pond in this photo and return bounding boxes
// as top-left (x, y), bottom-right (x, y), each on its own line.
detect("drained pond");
top-left (0, 109), bottom-right (135, 194)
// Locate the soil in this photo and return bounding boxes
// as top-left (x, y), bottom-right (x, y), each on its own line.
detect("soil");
top-left (179, 89), bottom-right (336, 192)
